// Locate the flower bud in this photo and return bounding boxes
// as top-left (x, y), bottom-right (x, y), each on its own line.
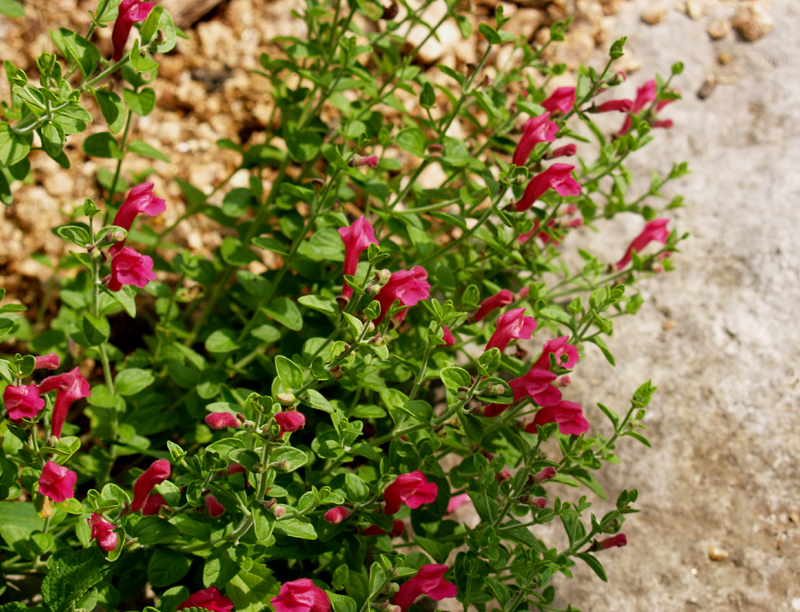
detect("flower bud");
top-left (336, 296), bottom-right (349, 310)
top-left (382, 0), bottom-right (398, 19)
top-left (273, 505), bottom-right (286, 518)
top-left (264, 498), bottom-right (277, 509)
top-left (492, 384), bottom-right (505, 395)
top-left (529, 496), bottom-right (547, 509)
top-left (456, 386), bottom-right (468, 401)
top-left (89, 246), bottom-right (102, 259)
top-left (276, 393), bottom-right (297, 406)
top-left (330, 365), bottom-right (343, 380)
top-left (111, 230), bottom-right (126, 243)
top-left (379, 269), bottom-right (392, 283)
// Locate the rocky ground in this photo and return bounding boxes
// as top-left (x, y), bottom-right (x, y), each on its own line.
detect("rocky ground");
top-left (1, 0), bottom-right (798, 610)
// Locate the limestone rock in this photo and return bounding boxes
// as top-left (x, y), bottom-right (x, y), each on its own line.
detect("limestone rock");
top-left (707, 18), bottom-right (731, 40)
top-left (731, 1), bottom-right (775, 41)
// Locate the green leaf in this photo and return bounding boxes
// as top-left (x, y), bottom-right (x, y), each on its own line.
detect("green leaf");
top-left (122, 88), bottom-right (157, 116)
top-left (252, 504), bottom-right (276, 543)
top-left (328, 593), bottom-right (356, 612)
top-left (51, 28), bottom-right (100, 78)
top-left (622, 431), bottom-right (651, 447)
top-left (83, 132), bottom-right (121, 159)
top-left (440, 366), bottom-right (470, 391)
top-left (42, 549), bottom-right (112, 612)
top-left (130, 516), bottom-right (179, 546)
top-left (115, 368), bottom-right (155, 396)
top-left (226, 563), bottom-right (280, 612)
top-left (206, 329), bottom-right (241, 353)
top-left (130, 38), bottom-right (159, 72)
top-left (589, 336), bottom-right (615, 366)
top-left (395, 128), bottom-right (426, 158)
top-left (148, 548), bottom-right (192, 587)
top-left (141, 5), bottom-right (177, 54)
top-left (576, 552), bottom-right (607, 582)
top-left (275, 355), bottom-right (303, 390)
top-left (478, 23), bottom-right (502, 44)
top-left (82, 313), bottom-right (110, 346)
top-left (40, 122), bottom-right (65, 158)
top-left (0, 0), bottom-right (24, 18)
top-left (252, 236), bottom-right (290, 256)
top-left (128, 139), bottom-right (170, 162)
top-left (274, 517), bottom-right (317, 540)
top-left (94, 90), bottom-right (127, 134)
top-left (263, 297), bottom-right (303, 331)
top-left (104, 285), bottom-right (137, 318)
top-left (220, 236), bottom-right (258, 266)
top-left (298, 294), bottom-right (337, 316)
top-left (55, 224), bottom-right (91, 246)
top-left (270, 447), bottom-right (309, 472)
top-left (0, 122), bottom-right (32, 168)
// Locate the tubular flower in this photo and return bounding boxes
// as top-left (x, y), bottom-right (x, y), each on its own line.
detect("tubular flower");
top-left (373, 266), bottom-right (431, 325)
top-left (350, 155), bottom-right (379, 168)
top-left (617, 79), bottom-right (676, 135)
top-left (616, 218), bottom-right (670, 270)
top-left (178, 587), bottom-right (234, 612)
top-left (34, 354), bottom-right (60, 370)
top-left (3, 385), bottom-right (45, 420)
top-left (441, 326), bottom-right (456, 347)
top-left (131, 459), bottom-right (171, 512)
top-left (548, 144), bottom-right (577, 159)
top-left (205, 412), bottom-right (240, 429)
top-left (383, 470), bottom-right (438, 515)
top-left (275, 411), bottom-right (306, 437)
top-left (88, 514), bottom-right (118, 552)
top-left (38, 461), bottom-right (77, 503)
top-left (107, 246), bottom-right (156, 292)
top-left (363, 520), bottom-right (405, 537)
top-left (484, 367), bottom-right (561, 417)
top-left (446, 493), bottom-right (472, 513)
top-left (338, 216), bottom-right (378, 301)
top-left (541, 87), bottom-right (576, 114)
top-left (527, 400), bottom-right (591, 435)
top-left (39, 367), bottom-right (90, 439)
top-left (518, 215), bottom-right (583, 246)
top-left (112, 0), bottom-right (155, 61)
top-left (392, 565), bottom-right (458, 612)
top-left (595, 99), bottom-right (634, 113)
top-left (531, 467), bottom-right (557, 484)
top-left (323, 506), bottom-right (351, 524)
top-left (473, 290), bottom-right (514, 322)
top-left (271, 579), bottom-right (331, 612)
top-left (205, 494), bottom-right (226, 518)
top-left (110, 182), bottom-right (166, 255)
top-left (485, 307), bottom-right (537, 354)
top-left (141, 493), bottom-right (166, 516)
top-left (593, 533), bottom-right (628, 551)
top-left (514, 164), bottom-right (581, 212)
top-left (533, 336), bottom-right (580, 370)
top-left (512, 113), bottom-right (558, 167)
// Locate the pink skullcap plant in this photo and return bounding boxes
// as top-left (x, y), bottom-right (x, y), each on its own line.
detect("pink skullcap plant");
top-left (512, 113), bottom-right (558, 167)
top-left (541, 86), bottom-right (576, 114)
top-left (141, 493), bottom-right (166, 516)
top-left (275, 411), bottom-right (305, 437)
top-left (205, 412), bottom-right (240, 429)
top-left (107, 247), bottom-right (156, 291)
top-left (532, 466), bottom-right (557, 484)
top-left (595, 99), bottom-right (634, 113)
top-left (533, 336), bottom-right (580, 370)
top-left (131, 459), bottom-right (171, 512)
top-left (3, 385), bottom-right (45, 420)
top-left (392, 565), bottom-right (458, 612)
top-left (473, 289), bottom-right (514, 322)
top-left (34, 353), bottom-right (60, 370)
top-left (205, 494), bottom-right (226, 518)
top-left (617, 79), bottom-right (676, 135)
top-left (383, 470), bottom-right (438, 515)
top-left (338, 216), bottom-right (378, 301)
top-left (373, 266), bottom-right (430, 325)
top-left (446, 493), bottom-right (472, 513)
top-left (484, 367), bottom-right (561, 417)
top-left (271, 579), bottom-right (331, 612)
top-left (88, 513), bottom-right (118, 552)
top-left (323, 506), bottom-right (351, 524)
top-left (526, 400), bottom-right (591, 436)
top-left (112, 0), bottom-right (155, 61)
top-left (514, 164), bottom-right (581, 212)
top-left (593, 533), bottom-right (628, 550)
top-left (485, 307), bottom-right (537, 353)
top-left (363, 520), bottom-right (405, 537)
top-left (110, 183), bottom-right (166, 255)
top-left (39, 367), bottom-right (90, 439)
top-left (38, 461), bottom-right (77, 503)
top-left (178, 587), bottom-right (234, 612)
top-left (616, 218), bottom-right (670, 270)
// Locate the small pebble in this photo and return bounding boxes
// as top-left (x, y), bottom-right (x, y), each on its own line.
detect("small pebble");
top-left (717, 52), bottom-right (733, 65)
top-left (697, 75), bottom-right (717, 100)
top-left (731, 1), bottom-right (775, 41)
top-left (641, 6), bottom-right (666, 25)
top-left (789, 512), bottom-right (799, 523)
top-left (662, 319), bottom-right (677, 330)
top-left (708, 545), bottom-right (729, 560)
top-left (707, 18), bottom-right (731, 40)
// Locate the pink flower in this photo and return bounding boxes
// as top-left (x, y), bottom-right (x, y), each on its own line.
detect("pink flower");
top-left (110, 183), bottom-right (166, 255)
top-left (595, 99), bottom-right (634, 113)
top-left (485, 307), bottom-right (537, 353)
top-left (514, 164), bottom-right (581, 212)
top-left (35, 354), bottom-right (60, 370)
top-left (392, 565), bottom-right (457, 612)
top-left (473, 290), bottom-right (514, 322)
top-left (205, 494), bottom-right (226, 518)
top-left (533, 336), bottom-right (580, 370)
top-left (227, 463), bottom-right (246, 476)
top-left (38, 461), bottom-right (77, 503)
top-left (275, 411), bottom-right (305, 437)
top-left (527, 400), bottom-right (590, 435)
top-left (205, 412), bottom-right (240, 429)
top-left (652, 118), bottom-right (674, 129)
top-left (373, 266), bottom-right (430, 325)
top-left (178, 587), bottom-right (234, 612)
top-left (350, 155), bottom-right (379, 168)
top-left (541, 87), bottom-right (576, 114)
top-left (383, 470), bottom-right (438, 515)
top-left (141, 493), bottom-right (166, 516)
top-left (338, 216), bottom-right (378, 301)
top-left (512, 113), bottom-right (558, 167)
top-left (532, 466), bottom-right (557, 484)
top-left (131, 459), bottom-right (171, 512)
top-left (594, 533), bottom-right (628, 550)
top-left (616, 218), bottom-right (670, 270)
top-left (548, 144), bottom-right (577, 159)
top-left (112, 0), bottom-right (155, 61)
top-left (446, 493), bottom-right (472, 513)
top-left (88, 513), bottom-right (118, 552)
top-left (617, 79), bottom-right (675, 135)
top-left (4, 385), bottom-right (45, 420)
top-left (323, 506), bottom-right (351, 524)
top-left (363, 520), bottom-right (405, 536)
top-left (107, 246), bottom-right (156, 291)
top-left (441, 326), bottom-right (456, 347)
top-left (483, 367), bottom-right (561, 418)
top-left (39, 367), bottom-right (90, 439)
top-left (529, 497), bottom-right (547, 509)
top-left (271, 579), bottom-right (331, 612)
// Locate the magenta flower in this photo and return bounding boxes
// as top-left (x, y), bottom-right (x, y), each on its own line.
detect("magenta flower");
top-left (617, 79), bottom-right (675, 135)
top-left (533, 336), bottom-right (580, 370)
top-left (548, 144), bottom-right (577, 159)
top-left (616, 218), bottom-right (670, 270)
top-left (88, 513), bottom-right (118, 552)
top-left (485, 307), bottom-right (537, 354)
top-left (109, 183), bottom-right (166, 255)
top-left (592, 533), bottom-right (628, 551)
top-left (350, 155), bottom-right (379, 168)
top-left (392, 565), bottom-right (457, 612)
top-left (107, 246), bottom-right (156, 292)
top-left (529, 497), bottom-right (547, 509)
top-left (39, 367), bottom-right (90, 439)
top-left (541, 87), bottom-right (576, 114)
top-left (514, 164), bottom-right (581, 212)
top-left (338, 216), bottom-right (378, 301)
top-left (323, 506), bottom-right (351, 524)
top-left (271, 579), bottom-right (331, 612)
top-left (205, 494), bottom-right (226, 518)
top-left (363, 519), bottom-right (405, 537)
top-left (178, 587), bottom-right (234, 612)
top-left (112, 0), bottom-right (155, 62)
top-left (131, 459), bottom-right (171, 512)
top-left (595, 99), bottom-right (634, 113)
top-left (484, 367), bottom-right (561, 418)
top-left (205, 412), bottom-right (240, 429)
top-left (141, 493), bottom-right (166, 516)
top-left (512, 113), bottom-right (558, 167)
top-left (383, 470), bottom-right (438, 515)
top-left (442, 326), bottom-right (456, 347)
top-left (526, 400), bottom-right (590, 435)
top-left (446, 493), bottom-right (472, 513)
top-left (652, 118), bottom-right (674, 129)
top-left (473, 289), bottom-right (514, 322)
top-left (3, 385), bottom-right (45, 420)
top-left (227, 463), bottom-right (246, 476)
top-left (38, 461), bottom-right (77, 503)
top-left (34, 354), bottom-right (60, 370)
top-left (532, 466), bottom-right (557, 484)
top-left (275, 411), bottom-right (305, 437)
top-left (373, 266), bottom-right (431, 325)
